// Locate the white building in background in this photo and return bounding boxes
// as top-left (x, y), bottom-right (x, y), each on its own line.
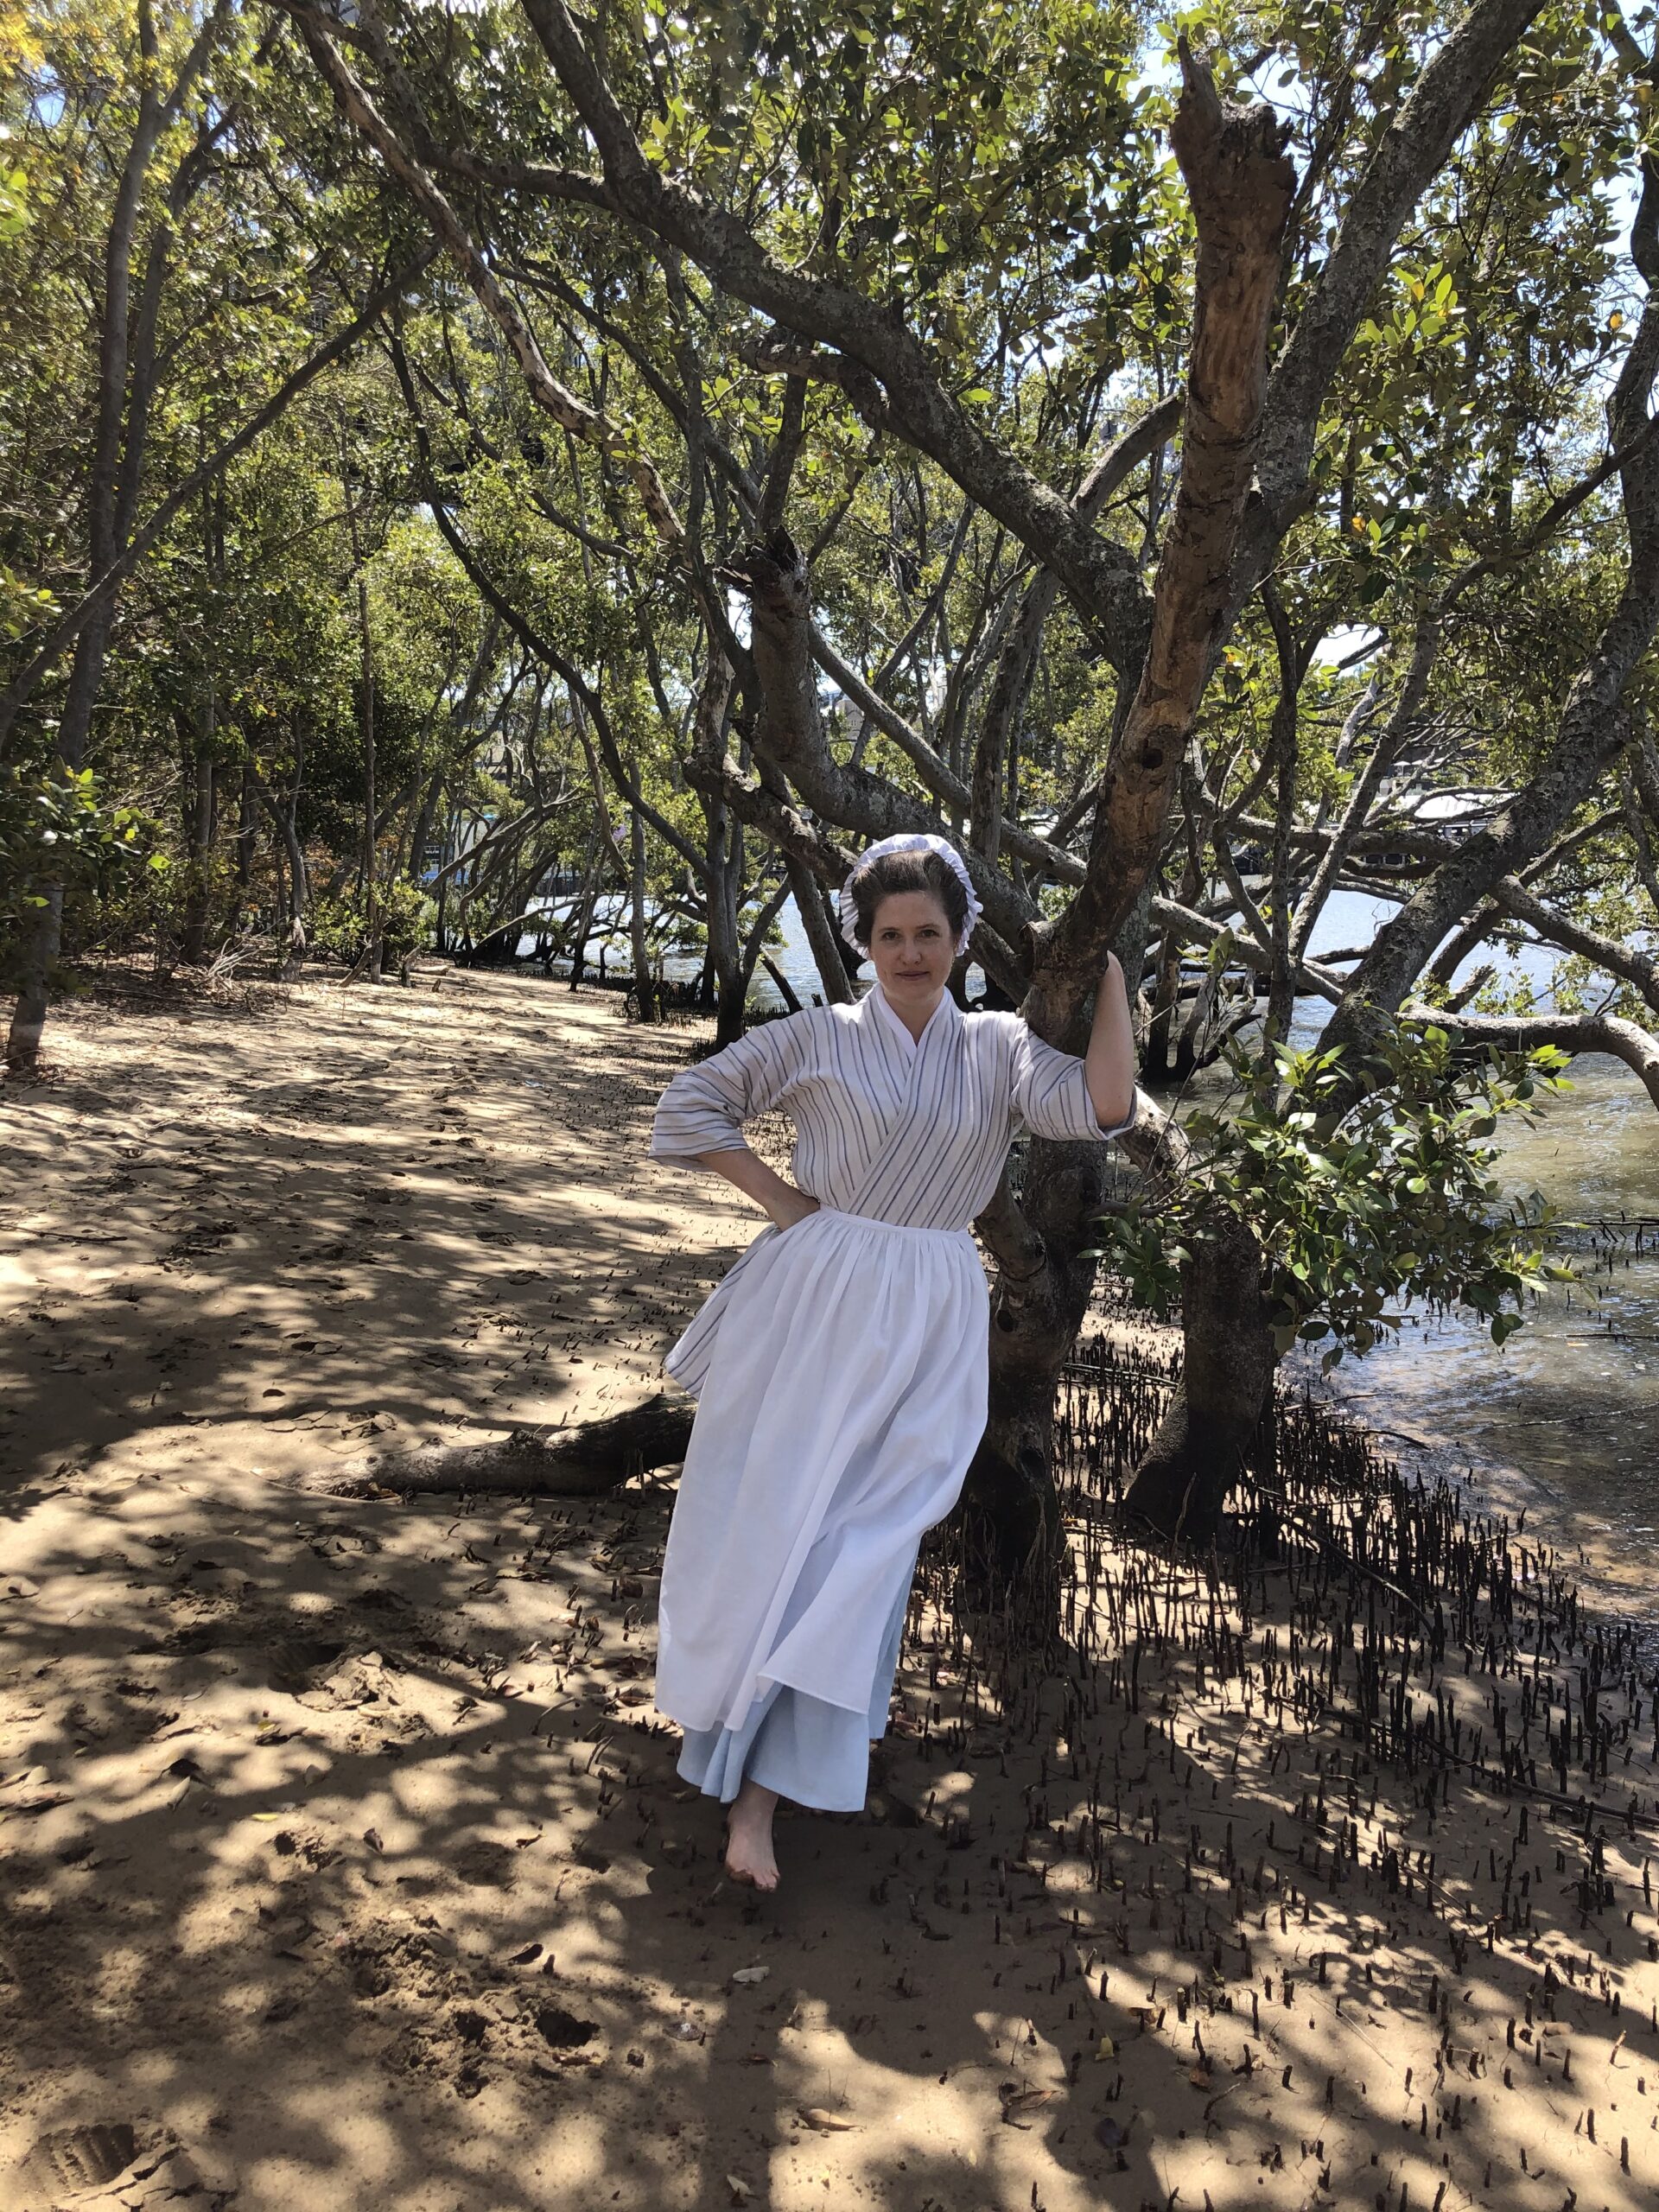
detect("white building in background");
top-left (1360, 785), bottom-right (1512, 869)
top-left (1404, 786), bottom-right (1512, 839)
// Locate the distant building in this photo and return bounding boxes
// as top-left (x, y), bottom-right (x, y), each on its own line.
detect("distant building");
top-left (1405, 787), bottom-right (1511, 841)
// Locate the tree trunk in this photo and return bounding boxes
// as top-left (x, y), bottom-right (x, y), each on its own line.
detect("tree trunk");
top-left (282, 909), bottom-right (308, 982)
top-left (713, 974), bottom-right (747, 1045)
top-left (5, 887), bottom-right (65, 1071)
top-left (1025, 70), bottom-right (1296, 1041)
top-left (736, 875), bottom-right (795, 1017)
top-left (235, 760), bottom-right (257, 895)
top-left (180, 696), bottom-right (215, 966)
top-left (760, 955), bottom-right (802, 1013)
top-left (960, 1137), bottom-right (1115, 1591)
top-left (953, 881), bottom-right (1159, 1579)
top-left (785, 850), bottom-right (854, 1004)
top-left (1122, 1221), bottom-right (1276, 1543)
top-left (257, 772), bottom-right (310, 983)
top-left (354, 569), bottom-right (383, 983)
top-left (4, 602), bottom-right (118, 1068)
top-left (629, 804), bottom-right (658, 1022)
top-left (702, 801), bottom-right (746, 1044)
top-left (1147, 928), bottom-right (1181, 1080)
top-left (569, 839), bottom-right (604, 987)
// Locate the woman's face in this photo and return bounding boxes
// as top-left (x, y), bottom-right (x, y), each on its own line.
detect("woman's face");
top-left (867, 890), bottom-right (955, 1005)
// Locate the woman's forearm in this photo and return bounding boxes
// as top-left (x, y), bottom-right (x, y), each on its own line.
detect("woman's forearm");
top-left (691, 1147), bottom-right (817, 1226)
top-left (1085, 955), bottom-right (1138, 1129)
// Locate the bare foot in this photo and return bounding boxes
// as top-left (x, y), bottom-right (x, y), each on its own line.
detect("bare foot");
top-left (723, 1779), bottom-right (780, 1891)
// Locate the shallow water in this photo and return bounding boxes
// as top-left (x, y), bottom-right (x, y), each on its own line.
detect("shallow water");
top-left (1283, 895), bottom-right (1659, 1560)
top-left (1289, 1054), bottom-right (1659, 1549)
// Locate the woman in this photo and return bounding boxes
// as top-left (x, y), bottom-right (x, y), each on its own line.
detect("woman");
top-left (648, 832), bottom-right (1140, 1889)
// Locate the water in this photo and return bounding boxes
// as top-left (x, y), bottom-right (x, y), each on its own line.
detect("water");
top-left (517, 891), bottom-right (949, 1008)
top-left (1290, 893), bottom-right (1659, 1572)
top-left (526, 886), bottom-right (1658, 1564)
top-left (1296, 1059), bottom-right (1659, 1532)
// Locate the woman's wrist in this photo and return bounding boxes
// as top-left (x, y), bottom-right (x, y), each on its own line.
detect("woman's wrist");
top-left (769, 1186), bottom-right (820, 1230)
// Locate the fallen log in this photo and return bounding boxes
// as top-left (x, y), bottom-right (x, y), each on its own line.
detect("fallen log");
top-left (319, 1395), bottom-right (695, 1499)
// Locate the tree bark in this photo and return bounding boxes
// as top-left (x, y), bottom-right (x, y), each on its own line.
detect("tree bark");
top-left (962, 1138), bottom-right (1116, 1590)
top-left (1122, 1220), bottom-right (1276, 1543)
top-left (4, 887), bottom-right (64, 1071)
top-left (256, 772), bottom-right (310, 982)
top-left (324, 1395), bottom-right (695, 1500)
top-left (785, 851), bottom-right (854, 1005)
top-left (180, 690), bottom-right (216, 966)
top-left (236, 759), bottom-right (257, 894)
top-left (628, 802), bottom-right (658, 1022)
top-left (1027, 54), bottom-right (1295, 1046)
top-left (359, 575), bottom-right (382, 981)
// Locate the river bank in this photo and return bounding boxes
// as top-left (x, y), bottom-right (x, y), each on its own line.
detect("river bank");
top-left (3, 967), bottom-right (1656, 2212)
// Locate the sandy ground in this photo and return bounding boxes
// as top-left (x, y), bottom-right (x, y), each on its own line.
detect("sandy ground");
top-left (3, 964), bottom-right (1659, 2212)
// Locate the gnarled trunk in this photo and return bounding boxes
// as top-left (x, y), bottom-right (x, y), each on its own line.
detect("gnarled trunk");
top-left (960, 1137), bottom-right (1115, 1593)
top-left (1122, 1220), bottom-right (1276, 1544)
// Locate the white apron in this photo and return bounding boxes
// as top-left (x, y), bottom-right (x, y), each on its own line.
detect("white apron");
top-left (655, 1205), bottom-right (988, 1732)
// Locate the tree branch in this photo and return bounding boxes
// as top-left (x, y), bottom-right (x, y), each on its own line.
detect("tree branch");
top-left (1401, 1003), bottom-right (1659, 1110)
top-left (1028, 48), bottom-right (1296, 1047)
top-left (512, 0), bottom-right (1155, 673)
top-left (280, 0), bottom-right (684, 545)
top-left (1490, 874), bottom-right (1659, 1013)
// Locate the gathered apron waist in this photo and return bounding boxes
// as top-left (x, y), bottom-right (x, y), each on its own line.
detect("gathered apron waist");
top-left (799, 1205), bottom-right (975, 1243)
top-left (663, 1201), bottom-right (982, 1402)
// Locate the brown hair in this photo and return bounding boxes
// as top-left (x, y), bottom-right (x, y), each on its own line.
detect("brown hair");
top-left (849, 848), bottom-right (969, 950)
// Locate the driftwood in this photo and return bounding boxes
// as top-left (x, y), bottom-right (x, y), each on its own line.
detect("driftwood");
top-left (323, 1395), bottom-right (694, 1498)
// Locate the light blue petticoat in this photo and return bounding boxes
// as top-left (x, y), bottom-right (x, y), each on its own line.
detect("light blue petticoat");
top-left (675, 1563), bottom-right (912, 1814)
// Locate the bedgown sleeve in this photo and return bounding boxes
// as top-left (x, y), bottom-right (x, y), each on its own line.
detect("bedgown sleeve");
top-left (1008, 1017), bottom-right (1141, 1144)
top-left (650, 1013), bottom-right (810, 1164)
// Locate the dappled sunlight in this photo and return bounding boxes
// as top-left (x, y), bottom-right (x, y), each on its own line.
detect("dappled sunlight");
top-left (3, 971), bottom-right (1657, 2209)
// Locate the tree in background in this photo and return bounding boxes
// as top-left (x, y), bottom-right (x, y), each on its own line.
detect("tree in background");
top-left (0, 0), bottom-right (433, 1059)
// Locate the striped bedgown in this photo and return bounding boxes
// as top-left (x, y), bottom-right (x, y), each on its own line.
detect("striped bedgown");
top-left (648, 983), bottom-right (1138, 1812)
